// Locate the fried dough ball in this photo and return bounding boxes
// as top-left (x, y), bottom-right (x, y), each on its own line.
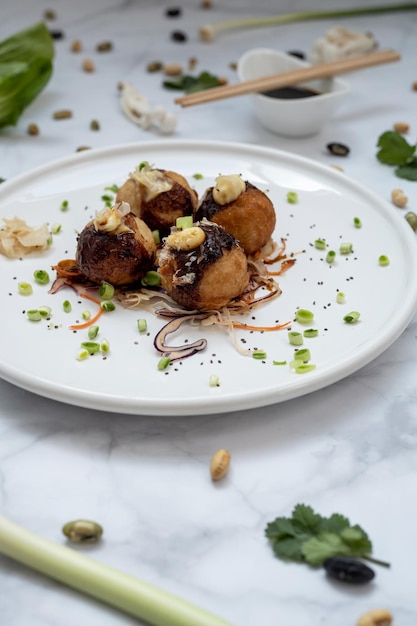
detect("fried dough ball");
top-left (158, 221), bottom-right (249, 311)
top-left (116, 163), bottom-right (198, 236)
top-left (195, 174), bottom-right (276, 256)
top-left (76, 202), bottom-right (156, 287)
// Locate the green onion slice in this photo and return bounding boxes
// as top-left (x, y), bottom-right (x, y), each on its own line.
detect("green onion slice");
top-left (303, 328), bottom-right (318, 338)
top-left (176, 216), bottom-right (193, 230)
top-left (99, 281), bottom-right (115, 299)
top-left (18, 282), bottom-right (33, 296)
top-left (288, 331), bottom-right (303, 346)
top-left (295, 309), bottom-right (314, 324)
top-left (343, 311), bottom-right (360, 324)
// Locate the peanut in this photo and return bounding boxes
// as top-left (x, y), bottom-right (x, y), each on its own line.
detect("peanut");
top-left (356, 608), bottom-right (393, 626)
top-left (70, 39), bottom-right (82, 52)
top-left (82, 59), bottom-right (95, 73)
top-left (166, 226), bottom-right (206, 251)
top-left (163, 63), bottom-right (183, 76)
top-left (393, 121), bottom-right (409, 134)
top-left (210, 448), bottom-right (231, 481)
top-left (391, 188), bottom-right (408, 208)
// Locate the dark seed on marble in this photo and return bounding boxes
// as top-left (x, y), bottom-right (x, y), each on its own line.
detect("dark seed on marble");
top-left (323, 557), bottom-right (375, 584)
top-left (166, 7), bottom-right (182, 17)
top-left (49, 29), bottom-right (64, 40)
top-left (171, 30), bottom-right (187, 42)
top-left (327, 142), bottom-right (350, 156)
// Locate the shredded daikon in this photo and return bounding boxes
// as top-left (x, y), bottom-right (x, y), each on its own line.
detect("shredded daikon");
top-left (0, 217), bottom-right (50, 258)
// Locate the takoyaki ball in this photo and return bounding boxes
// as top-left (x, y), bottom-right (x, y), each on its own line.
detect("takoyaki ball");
top-left (158, 221), bottom-right (249, 311)
top-left (76, 202), bottom-right (156, 287)
top-left (115, 164), bottom-right (198, 236)
top-left (195, 174), bottom-right (276, 256)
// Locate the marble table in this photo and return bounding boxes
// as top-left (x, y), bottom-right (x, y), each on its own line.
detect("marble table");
top-left (1, 1), bottom-right (416, 625)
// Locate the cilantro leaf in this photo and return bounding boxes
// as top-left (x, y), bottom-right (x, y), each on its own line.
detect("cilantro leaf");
top-left (376, 131), bottom-right (416, 165)
top-left (395, 157), bottom-right (417, 181)
top-left (265, 504), bottom-right (385, 568)
top-left (163, 71), bottom-right (222, 94)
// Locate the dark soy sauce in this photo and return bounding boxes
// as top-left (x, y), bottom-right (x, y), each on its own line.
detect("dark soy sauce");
top-left (262, 86), bottom-right (320, 99)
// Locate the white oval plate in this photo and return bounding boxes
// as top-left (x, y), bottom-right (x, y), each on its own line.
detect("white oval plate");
top-left (1, 140), bottom-right (417, 416)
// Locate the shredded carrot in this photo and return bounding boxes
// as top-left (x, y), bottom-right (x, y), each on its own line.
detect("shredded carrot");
top-left (268, 259), bottom-right (296, 276)
top-left (52, 259), bottom-right (83, 278)
top-left (69, 291), bottom-right (103, 330)
top-left (232, 320), bottom-right (291, 332)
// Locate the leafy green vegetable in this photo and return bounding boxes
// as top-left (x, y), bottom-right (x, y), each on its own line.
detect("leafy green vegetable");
top-left (0, 22), bottom-right (54, 128)
top-left (376, 131), bottom-right (417, 181)
top-left (265, 504), bottom-right (389, 568)
top-left (163, 71), bottom-right (223, 94)
top-left (376, 131), bottom-right (416, 165)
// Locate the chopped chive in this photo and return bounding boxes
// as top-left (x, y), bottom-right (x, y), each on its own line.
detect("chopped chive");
top-left (137, 319), bottom-right (147, 333)
top-left (273, 360), bottom-right (287, 365)
top-left (303, 328), bottom-right (318, 338)
top-left (343, 311), bottom-right (360, 324)
top-left (101, 194), bottom-right (114, 204)
top-left (62, 300), bottom-right (72, 313)
top-left (82, 310), bottom-right (91, 320)
top-left (353, 217), bottom-right (362, 228)
top-left (288, 331), bottom-right (303, 346)
top-left (80, 341), bottom-right (100, 354)
top-left (252, 349), bottom-right (267, 359)
top-left (294, 348), bottom-right (311, 362)
top-left (339, 242), bottom-right (353, 254)
top-left (76, 348), bottom-right (89, 361)
top-left (314, 238), bottom-right (326, 250)
top-left (18, 282), bottom-right (33, 296)
top-left (60, 200), bottom-right (69, 211)
top-left (378, 254), bottom-right (390, 266)
top-left (88, 325), bottom-right (99, 339)
top-left (152, 230), bottom-right (161, 245)
top-left (209, 374), bottom-right (220, 387)
top-left (176, 215), bottom-right (193, 230)
top-left (104, 184), bottom-right (119, 193)
top-left (336, 292), bottom-right (346, 304)
top-left (99, 281), bottom-right (115, 299)
top-left (294, 363), bottom-right (316, 374)
top-left (26, 309), bottom-right (42, 322)
top-left (38, 305), bottom-right (52, 317)
top-left (50, 223), bottom-right (62, 234)
top-left (157, 356), bottom-right (171, 370)
top-left (138, 161), bottom-right (149, 171)
top-left (286, 191), bottom-right (298, 204)
top-left (33, 269), bottom-right (50, 285)
top-left (141, 271), bottom-right (161, 287)
top-left (101, 301), bottom-right (116, 311)
top-left (295, 309), bottom-right (314, 324)
top-left (193, 173), bottom-right (203, 179)
top-left (100, 339), bottom-right (110, 354)
top-left (326, 250), bottom-right (336, 264)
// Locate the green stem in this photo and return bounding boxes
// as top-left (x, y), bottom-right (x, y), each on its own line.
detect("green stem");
top-left (363, 554), bottom-right (391, 568)
top-left (204, 3), bottom-right (417, 37)
top-left (0, 515), bottom-right (233, 626)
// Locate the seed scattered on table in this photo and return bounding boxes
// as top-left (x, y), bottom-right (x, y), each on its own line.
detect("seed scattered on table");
top-left (164, 63), bottom-right (183, 76)
top-left (27, 123), bottom-right (39, 136)
top-left (43, 9), bottom-right (56, 19)
top-left (356, 608), bottom-right (393, 626)
top-left (327, 142), bottom-right (350, 156)
top-left (147, 61), bottom-right (163, 72)
top-left (70, 39), bottom-right (82, 52)
top-left (210, 448), bottom-right (231, 481)
top-left (171, 30), bottom-right (187, 42)
top-left (53, 109), bottom-right (73, 120)
top-left (82, 59), bottom-right (95, 72)
top-left (391, 188), bottom-right (408, 208)
top-left (96, 41), bottom-right (113, 52)
top-left (393, 121), bottom-right (409, 134)
top-left (90, 119), bottom-right (100, 131)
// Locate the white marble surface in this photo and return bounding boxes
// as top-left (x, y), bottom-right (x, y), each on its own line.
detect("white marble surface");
top-left (1, 1), bottom-right (417, 624)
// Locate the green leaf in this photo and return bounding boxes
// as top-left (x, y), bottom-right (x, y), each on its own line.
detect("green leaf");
top-left (265, 504), bottom-right (387, 569)
top-left (302, 532), bottom-right (351, 566)
top-left (0, 22), bottom-right (54, 128)
top-left (163, 71), bottom-right (222, 94)
top-left (376, 131), bottom-right (416, 165)
top-left (271, 536), bottom-right (306, 562)
top-left (395, 157), bottom-right (417, 181)
top-left (292, 504), bottom-right (323, 533)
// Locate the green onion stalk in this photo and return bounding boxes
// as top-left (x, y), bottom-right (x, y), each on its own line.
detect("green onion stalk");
top-left (0, 515), bottom-right (233, 626)
top-left (199, 3), bottom-right (417, 41)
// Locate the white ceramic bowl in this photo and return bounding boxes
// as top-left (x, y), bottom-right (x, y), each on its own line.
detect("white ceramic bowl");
top-left (237, 48), bottom-right (350, 137)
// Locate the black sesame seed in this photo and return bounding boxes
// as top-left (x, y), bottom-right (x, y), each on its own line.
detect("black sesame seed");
top-left (326, 142), bottom-right (350, 157)
top-left (49, 29), bottom-right (64, 40)
top-left (166, 7), bottom-right (182, 17)
top-left (171, 30), bottom-right (187, 42)
top-left (287, 50), bottom-right (306, 59)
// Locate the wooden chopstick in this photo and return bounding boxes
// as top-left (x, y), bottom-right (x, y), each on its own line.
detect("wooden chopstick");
top-left (175, 48), bottom-right (401, 107)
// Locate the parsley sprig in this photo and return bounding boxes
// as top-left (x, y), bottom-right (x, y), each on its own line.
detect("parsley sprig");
top-left (163, 71), bottom-right (223, 94)
top-left (265, 504), bottom-right (390, 568)
top-left (376, 131), bottom-right (417, 181)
